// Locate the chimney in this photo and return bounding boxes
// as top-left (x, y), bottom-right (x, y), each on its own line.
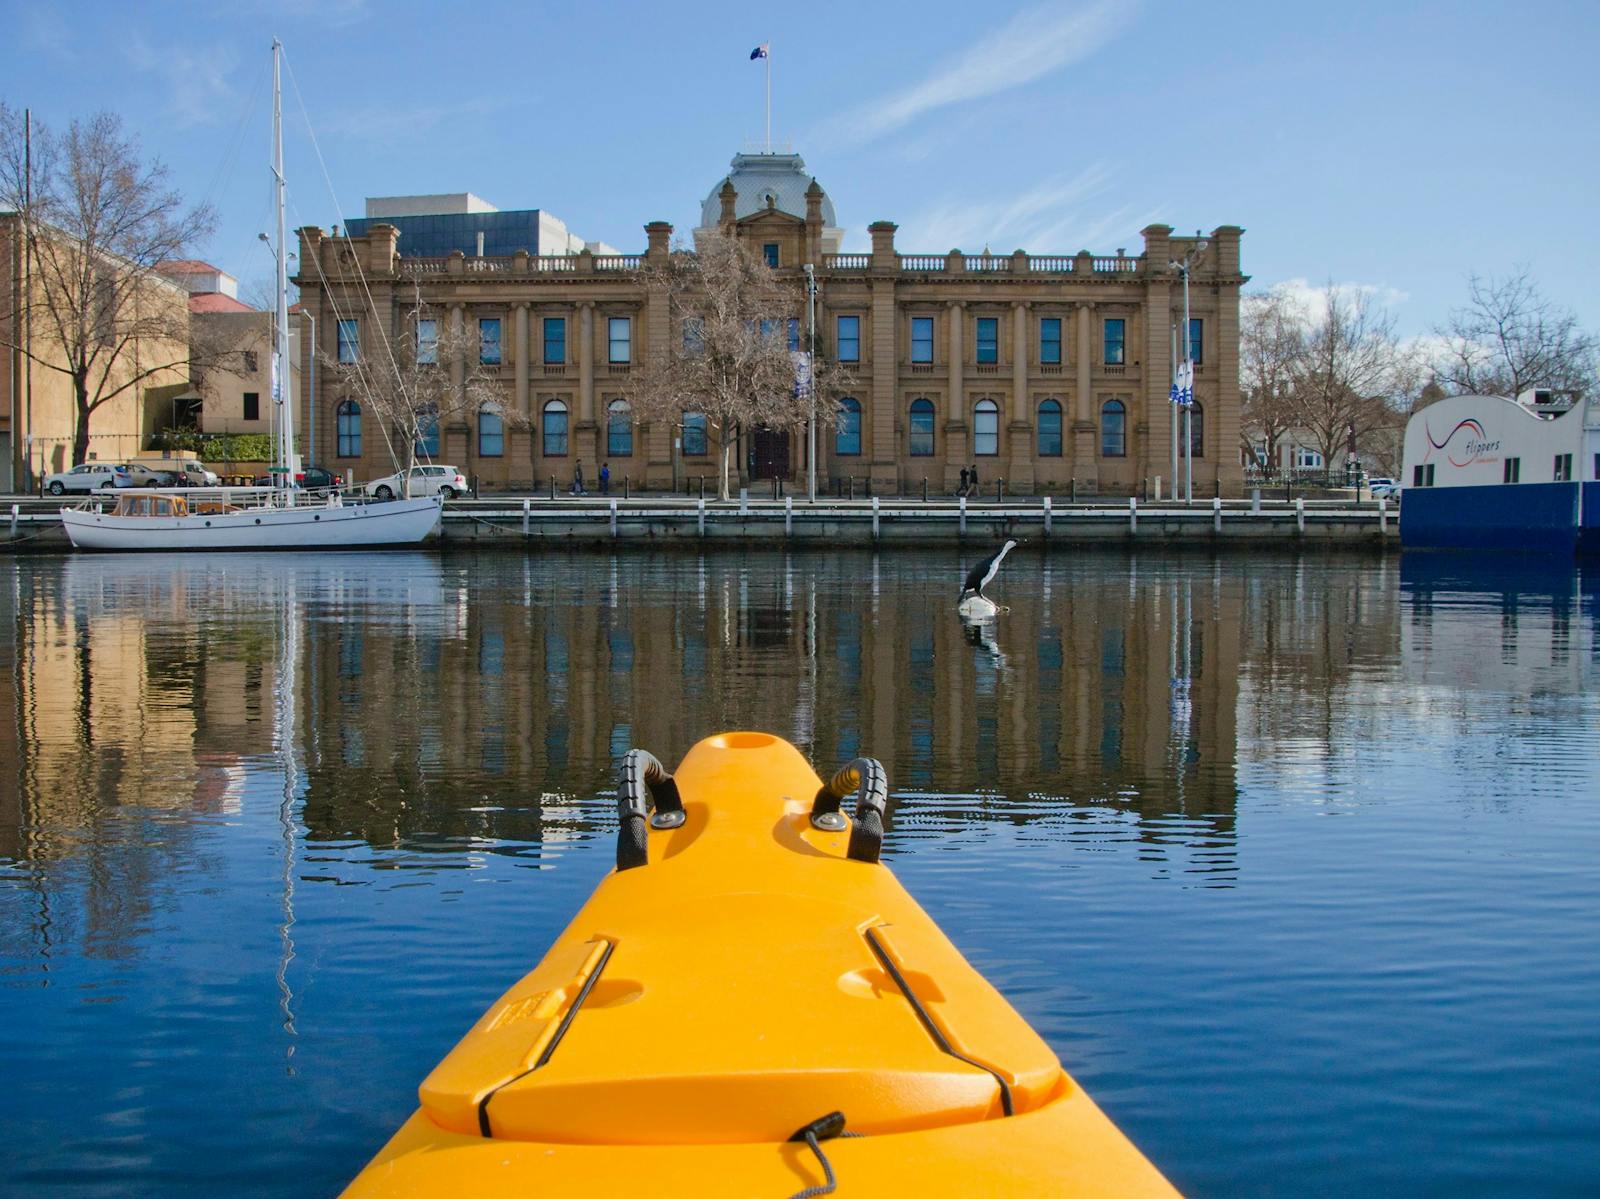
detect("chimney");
top-left (804, 179), bottom-right (824, 264)
top-left (868, 220), bottom-right (898, 273)
top-left (719, 179), bottom-right (737, 229)
top-left (645, 221), bottom-right (673, 261)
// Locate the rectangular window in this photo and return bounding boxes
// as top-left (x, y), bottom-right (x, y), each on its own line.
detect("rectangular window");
top-left (543, 317), bottom-right (566, 364)
top-left (608, 316), bottom-right (631, 363)
top-left (479, 317), bottom-right (502, 365)
top-left (682, 318), bottom-right (704, 355)
top-left (243, 392), bottom-right (259, 422)
top-left (1040, 318), bottom-right (1062, 365)
top-left (911, 317), bottom-right (934, 363)
top-left (763, 243), bottom-right (780, 268)
top-left (417, 318), bottom-right (438, 365)
top-left (788, 318), bottom-right (800, 353)
top-left (682, 413), bottom-right (708, 456)
top-left (1594, 452), bottom-right (1600, 481)
top-left (836, 315), bottom-right (860, 362)
top-left (1412, 463), bottom-right (1436, 487)
top-left (337, 318), bottom-right (359, 363)
top-left (1554, 453), bottom-right (1573, 482)
top-left (1103, 318), bottom-right (1125, 365)
top-left (243, 350), bottom-right (258, 373)
top-left (1188, 318), bottom-right (1203, 365)
top-left (1503, 457), bottom-right (1520, 484)
top-left (975, 317), bottom-right (998, 364)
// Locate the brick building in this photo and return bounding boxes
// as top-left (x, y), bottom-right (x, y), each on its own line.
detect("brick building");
top-left (293, 153), bottom-right (1247, 495)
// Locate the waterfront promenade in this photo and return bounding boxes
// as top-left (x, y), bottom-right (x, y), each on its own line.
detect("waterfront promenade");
top-left (1, 492), bottom-right (1396, 549)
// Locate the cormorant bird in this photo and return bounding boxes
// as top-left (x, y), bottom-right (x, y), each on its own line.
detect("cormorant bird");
top-left (957, 538), bottom-right (1018, 619)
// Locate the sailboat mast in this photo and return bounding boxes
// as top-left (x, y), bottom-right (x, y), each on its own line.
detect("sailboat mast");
top-left (272, 39), bottom-right (294, 490)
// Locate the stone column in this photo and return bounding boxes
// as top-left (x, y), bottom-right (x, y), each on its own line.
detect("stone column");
top-left (514, 303), bottom-right (530, 414)
top-left (1008, 300), bottom-right (1034, 491)
top-left (1073, 302), bottom-right (1098, 487)
top-left (578, 301), bottom-right (595, 426)
top-left (450, 303), bottom-right (465, 404)
top-left (944, 300), bottom-right (966, 485)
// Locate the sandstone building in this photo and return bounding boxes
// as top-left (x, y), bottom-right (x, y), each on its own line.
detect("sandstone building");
top-left (293, 154), bottom-right (1247, 495)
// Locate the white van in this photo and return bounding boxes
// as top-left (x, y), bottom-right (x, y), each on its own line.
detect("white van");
top-left (127, 456), bottom-right (221, 487)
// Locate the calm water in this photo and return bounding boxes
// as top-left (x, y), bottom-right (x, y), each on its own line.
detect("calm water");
top-left (2, 548), bottom-right (1598, 1198)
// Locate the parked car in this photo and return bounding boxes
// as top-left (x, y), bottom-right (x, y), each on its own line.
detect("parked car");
top-left (44, 463), bottom-right (121, 495)
top-left (127, 457), bottom-right (220, 487)
top-left (364, 465), bottom-right (466, 500)
top-left (1367, 477), bottom-right (1400, 500)
top-left (251, 465), bottom-right (342, 493)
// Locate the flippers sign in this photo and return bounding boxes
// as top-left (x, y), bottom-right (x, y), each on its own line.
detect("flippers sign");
top-left (1425, 417), bottom-right (1502, 468)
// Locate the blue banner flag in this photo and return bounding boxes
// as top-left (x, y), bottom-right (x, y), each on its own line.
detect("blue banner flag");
top-left (750, 44), bottom-right (769, 60)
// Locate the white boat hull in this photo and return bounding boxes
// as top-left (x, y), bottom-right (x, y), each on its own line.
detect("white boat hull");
top-left (61, 495), bottom-right (442, 551)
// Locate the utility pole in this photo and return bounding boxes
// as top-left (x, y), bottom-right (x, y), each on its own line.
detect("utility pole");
top-left (805, 261), bottom-right (817, 502)
top-left (1169, 237), bottom-right (1208, 505)
top-left (23, 107), bottom-right (33, 492)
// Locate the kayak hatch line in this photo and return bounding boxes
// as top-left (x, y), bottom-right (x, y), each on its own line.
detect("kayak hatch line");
top-left (475, 937), bottom-right (617, 1138)
top-left (863, 926), bottom-right (1014, 1118)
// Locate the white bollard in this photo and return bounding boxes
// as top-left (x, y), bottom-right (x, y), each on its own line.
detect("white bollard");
top-left (739, 487), bottom-right (749, 516)
top-left (785, 495), bottom-right (793, 537)
top-left (1296, 496), bottom-right (1305, 533)
top-left (1251, 488), bottom-right (1261, 513)
top-left (872, 495), bottom-right (880, 541)
top-left (1213, 495), bottom-right (1222, 533)
top-left (698, 496), bottom-right (706, 537)
top-left (1379, 497), bottom-right (1388, 532)
top-left (522, 497), bottom-right (531, 535)
top-left (610, 497), bottom-right (618, 538)
top-left (9, 503), bottom-right (17, 538)
top-left (1129, 495), bottom-right (1138, 533)
top-left (1043, 495), bottom-right (1052, 535)
top-left (959, 494), bottom-right (967, 535)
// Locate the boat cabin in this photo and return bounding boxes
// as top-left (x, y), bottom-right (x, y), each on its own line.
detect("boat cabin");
top-left (115, 494), bottom-right (188, 518)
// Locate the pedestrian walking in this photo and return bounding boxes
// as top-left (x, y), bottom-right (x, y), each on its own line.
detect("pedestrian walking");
top-left (958, 466), bottom-right (970, 496)
top-left (572, 459), bottom-right (587, 496)
top-left (599, 462), bottom-right (610, 495)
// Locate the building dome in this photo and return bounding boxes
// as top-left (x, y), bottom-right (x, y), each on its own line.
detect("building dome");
top-left (699, 152), bottom-right (838, 229)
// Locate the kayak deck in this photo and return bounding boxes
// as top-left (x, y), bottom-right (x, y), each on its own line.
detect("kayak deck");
top-left (342, 732), bottom-right (1181, 1196)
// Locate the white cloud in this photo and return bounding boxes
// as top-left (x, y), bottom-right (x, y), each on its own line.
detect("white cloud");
top-left (1262, 277), bottom-right (1411, 324)
top-left (819, 1), bottom-right (1133, 146)
top-left (892, 165), bottom-right (1159, 254)
top-left (125, 36), bottom-right (239, 129)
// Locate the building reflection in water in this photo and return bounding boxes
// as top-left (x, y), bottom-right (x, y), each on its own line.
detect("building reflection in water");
top-left (2, 547), bottom-right (1506, 961)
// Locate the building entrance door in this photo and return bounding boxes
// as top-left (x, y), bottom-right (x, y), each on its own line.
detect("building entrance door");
top-left (749, 427), bottom-right (790, 480)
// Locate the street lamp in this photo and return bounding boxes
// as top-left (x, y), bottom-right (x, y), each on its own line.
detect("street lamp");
top-left (1168, 237), bottom-right (1208, 504)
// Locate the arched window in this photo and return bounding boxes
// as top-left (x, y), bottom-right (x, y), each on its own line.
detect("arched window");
top-left (1100, 399), bottom-right (1126, 458)
top-left (335, 399), bottom-right (361, 458)
top-left (682, 412), bottom-right (708, 456)
top-left (973, 399), bottom-right (999, 456)
top-left (542, 399), bottom-right (568, 457)
top-left (415, 403), bottom-right (440, 458)
top-left (1187, 400), bottom-right (1204, 458)
top-left (607, 398), bottom-right (633, 457)
top-left (835, 397), bottom-right (862, 456)
top-left (478, 404), bottom-right (504, 458)
top-left (909, 398), bottom-right (935, 457)
top-left (1037, 398), bottom-right (1063, 457)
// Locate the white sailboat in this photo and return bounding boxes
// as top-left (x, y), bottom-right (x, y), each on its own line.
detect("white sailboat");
top-left (62, 40), bottom-right (441, 553)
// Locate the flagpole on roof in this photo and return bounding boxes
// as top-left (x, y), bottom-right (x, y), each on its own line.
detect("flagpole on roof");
top-left (766, 44), bottom-right (772, 152)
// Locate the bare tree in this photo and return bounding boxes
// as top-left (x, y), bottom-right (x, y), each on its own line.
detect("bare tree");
top-left (1293, 285), bottom-right (1399, 471)
top-left (0, 104), bottom-right (226, 465)
top-left (321, 284), bottom-right (502, 495)
top-left (1434, 269), bottom-right (1597, 398)
top-left (1239, 290), bottom-right (1305, 475)
top-left (628, 229), bottom-right (851, 499)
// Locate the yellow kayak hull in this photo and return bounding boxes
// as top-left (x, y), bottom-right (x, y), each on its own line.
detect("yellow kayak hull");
top-left (342, 732), bottom-right (1181, 1197)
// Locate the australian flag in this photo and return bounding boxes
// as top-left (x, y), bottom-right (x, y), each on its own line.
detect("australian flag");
top-left (750, 43), bottom-right (769, 60)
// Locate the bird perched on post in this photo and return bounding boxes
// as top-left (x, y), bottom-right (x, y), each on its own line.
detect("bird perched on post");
top-left (957, 539), bottom-right (1018, 619)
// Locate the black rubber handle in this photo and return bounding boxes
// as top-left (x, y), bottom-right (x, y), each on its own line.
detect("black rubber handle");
top-left (810, 757), bottom-right (889, 863)
top-left (615, 749), bottom-right (683, 871)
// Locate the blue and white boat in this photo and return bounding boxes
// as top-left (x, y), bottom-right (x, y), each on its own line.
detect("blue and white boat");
top-left (1400, 389), bottom-right (1600, 554)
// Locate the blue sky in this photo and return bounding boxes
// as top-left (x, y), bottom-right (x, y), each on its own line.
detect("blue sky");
top-left (5, 0), bottom-right (1596, 337)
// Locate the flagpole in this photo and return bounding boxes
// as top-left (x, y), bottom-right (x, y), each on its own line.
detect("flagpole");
top-left (765, 48), bottom-right (772, 151)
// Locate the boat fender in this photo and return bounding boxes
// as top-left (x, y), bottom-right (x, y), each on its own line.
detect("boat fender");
top-left (615, 749), bottom-right (685, 871)
top-left (809, 758), bottom-right (889, 864)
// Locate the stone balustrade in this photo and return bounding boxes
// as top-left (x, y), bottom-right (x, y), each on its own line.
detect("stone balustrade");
top-left (381, 250), bottom-right (1148, 281)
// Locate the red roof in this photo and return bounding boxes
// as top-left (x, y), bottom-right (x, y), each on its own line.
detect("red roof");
top-left (162, 259), bottom-right (225, 275)
top-left (189, 292), bottom-right (256, 313)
